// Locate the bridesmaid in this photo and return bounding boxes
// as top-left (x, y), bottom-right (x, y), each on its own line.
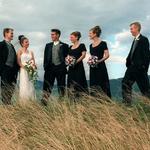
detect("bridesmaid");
top-left (67, 31), bottom-right (88, 98)
top-left (89, 26), bottom-right (111, 98)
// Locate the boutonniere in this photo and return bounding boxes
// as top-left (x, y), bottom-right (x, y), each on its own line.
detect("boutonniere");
top-left (60, 43), bottom-right (63, 47)
top-left (136, 38), bottom-right (140, 41)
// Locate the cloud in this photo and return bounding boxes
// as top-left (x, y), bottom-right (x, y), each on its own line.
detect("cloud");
top-left (0, 0), bottom-right (150, 79)
top-left (108, 55), bottom-right (125, 64)
top-left (109, 30), bottom-right (131, 53)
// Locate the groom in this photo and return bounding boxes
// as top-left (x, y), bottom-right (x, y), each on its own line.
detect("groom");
top-left (42, 29), bottom-right (69, 105)
top-left (0, 28), bottom-right (19, 104)
top-left (122, 22), bottom-right (150, 106)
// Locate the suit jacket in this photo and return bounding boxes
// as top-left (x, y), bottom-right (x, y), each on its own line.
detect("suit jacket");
top-left (43, 41), bottom-right (69, 71)
top-left (0, 40), bottom-right (19, 75)
top-left (126, 34), bottom-right (150, 72)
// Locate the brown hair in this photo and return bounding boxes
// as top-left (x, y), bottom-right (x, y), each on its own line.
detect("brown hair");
top-left (90, 26), bottom-right (102, 37)
top-left (3, 28), bottom-right (14, 37)
top-left (18, 35), bottom-right (28, 47)
top-left (71, 31), bottom-right (81, 40)
top-left (130, 22), bottom-right (141, 31)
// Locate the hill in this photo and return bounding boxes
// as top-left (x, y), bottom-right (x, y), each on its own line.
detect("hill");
top-left (0, 94), bottom-right (150, 150)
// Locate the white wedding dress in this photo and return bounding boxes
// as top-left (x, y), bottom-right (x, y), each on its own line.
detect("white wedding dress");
top-left (19, 51), bottom-right (35, 102)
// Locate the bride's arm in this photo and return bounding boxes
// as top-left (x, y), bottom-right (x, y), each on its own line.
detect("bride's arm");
top-left (17, 50), bottom-right (24, 68)
top-left (31, 51), bottom-right (37, 69)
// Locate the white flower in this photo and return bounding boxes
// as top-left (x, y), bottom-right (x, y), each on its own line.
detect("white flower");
top-left (87, 55), bottom-right (98, 68)
top-left (60, 44), bottom-right (63, 47)
top-left (65, 55), bottom-right (76, 66)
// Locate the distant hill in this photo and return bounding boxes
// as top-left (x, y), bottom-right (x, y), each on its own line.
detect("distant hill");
top-left (110, 75), bottom-right (150, 99)
top-left (36, 76), bottom-right (150, 98)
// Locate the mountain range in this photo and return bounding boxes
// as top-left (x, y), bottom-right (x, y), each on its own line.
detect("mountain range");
top-left (36, 76), bottom-right (150, 99)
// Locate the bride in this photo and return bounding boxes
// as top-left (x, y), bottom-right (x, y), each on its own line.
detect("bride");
top-left (17, 35), bottom-right (37, 102)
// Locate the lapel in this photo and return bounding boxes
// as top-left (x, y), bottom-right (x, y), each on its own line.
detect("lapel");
top-left (59, 41), bottom-right (64, 54)
top-left (133, 34), bottom-right (142, 51)
top-left (3, 40), bottom-right (17, 54)
top-left (11, 43), bottom-right (17, 56)
top-left (59, 42), bottom-right (65, 61)
top-left (12, 44), bottom-right (17, 63)
top-left (1, 40), bottom-right (17, 65)
top-left (48, 42), bottom-right (53, 60)
top-left (128, 34), bottom-right (142, 59)
top-left (2, 40), bottom-right (9, 56)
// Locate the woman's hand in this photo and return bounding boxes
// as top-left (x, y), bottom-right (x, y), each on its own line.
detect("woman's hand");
top-left (97, 59), bottom-right (103, 64)
top-left (76, 51), bottom-right (86, 64)
top-left (97, 50), bottom-right (110, 64)
top-left (33, 64), bottom-right (37, 69)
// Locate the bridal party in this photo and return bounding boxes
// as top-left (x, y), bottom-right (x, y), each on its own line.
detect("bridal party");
top-left (0, 22), bottom-right (150, 106)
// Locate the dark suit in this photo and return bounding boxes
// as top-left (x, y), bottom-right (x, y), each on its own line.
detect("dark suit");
top-left (43, 41), bottom-right (69, 100)
top-left (122, 34), bottom-right (150, 104)
top-left (0, 40), bottom-right (19, 104)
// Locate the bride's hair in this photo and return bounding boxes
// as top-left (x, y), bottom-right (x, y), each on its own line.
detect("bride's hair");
top-left (18, 35), bottom-right (28, 47)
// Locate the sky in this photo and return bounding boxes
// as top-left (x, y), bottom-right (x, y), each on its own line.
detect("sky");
top-left (0, 0), bottom-right (150, 80)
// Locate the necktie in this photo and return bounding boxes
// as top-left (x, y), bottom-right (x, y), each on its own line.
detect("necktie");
top-left (130, 38), bottom-right (138, 60)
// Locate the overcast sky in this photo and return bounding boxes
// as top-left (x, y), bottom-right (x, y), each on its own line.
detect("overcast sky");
top-left (0, 0), bottom-right (150, 80)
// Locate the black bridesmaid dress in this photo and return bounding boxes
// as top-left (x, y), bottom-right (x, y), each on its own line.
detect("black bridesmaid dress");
top-left (90, 41), bottom-right (111, 98)
top-left (67, 43), bottom-right (88, 97)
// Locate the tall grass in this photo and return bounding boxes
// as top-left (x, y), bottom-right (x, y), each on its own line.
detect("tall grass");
top-left (0, 92), bottom-right (150, 150)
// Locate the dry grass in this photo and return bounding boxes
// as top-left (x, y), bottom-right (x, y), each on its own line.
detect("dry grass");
top-left (0, 93), bottom-right (150, 150)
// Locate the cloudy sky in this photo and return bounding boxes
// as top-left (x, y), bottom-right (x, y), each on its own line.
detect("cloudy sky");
top-left (0, 0), bottom-right (150, 80)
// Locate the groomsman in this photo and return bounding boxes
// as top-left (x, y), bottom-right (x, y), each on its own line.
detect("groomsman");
top-left (0, 28), bottom-right (19, 104)
top-left (42, 29), bottom-right (69, 105)
top-left (122, 22), bottom-right (150, 105)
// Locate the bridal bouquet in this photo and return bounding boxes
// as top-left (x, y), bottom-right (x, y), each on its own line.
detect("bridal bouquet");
top-left (87, 55), bottom-right (99, 68)
top-left (65, 55), bottom-right (76, 67)
top-left (24, 60), bottom-right (38, 83)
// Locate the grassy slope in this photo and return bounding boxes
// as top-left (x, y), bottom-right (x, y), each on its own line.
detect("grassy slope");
top-left (0, 94), bottom-right (150, 150)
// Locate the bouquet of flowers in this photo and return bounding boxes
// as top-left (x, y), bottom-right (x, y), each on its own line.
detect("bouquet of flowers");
top-left (65, 55), bottom-right (76, 67)
top-left (24, 60), bottom-right (38, 83)
top-left (87, 55), bottom-right (99, 68)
